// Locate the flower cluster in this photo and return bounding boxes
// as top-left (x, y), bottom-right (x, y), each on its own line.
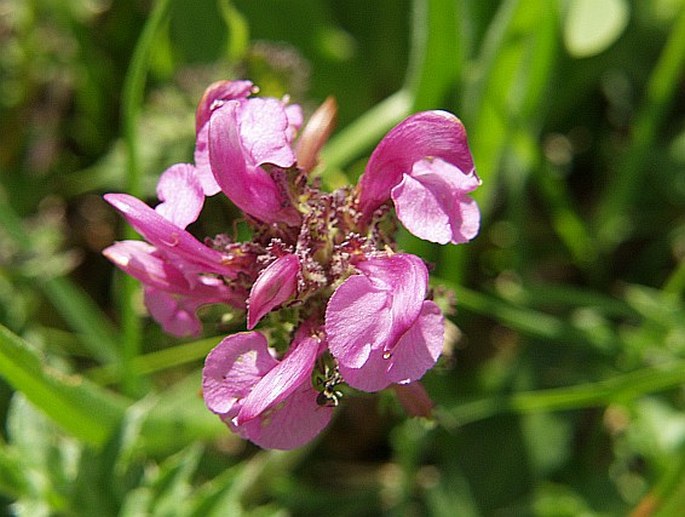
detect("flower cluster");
top-left (104, 80), bottom-right (481, 450)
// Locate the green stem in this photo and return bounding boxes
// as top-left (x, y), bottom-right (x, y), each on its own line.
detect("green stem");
top-left (439, 360), bottom-right (685, 429)
top-left (119, 0), bottom-right (172, 396)
top-left (434, 278), bottom-right (620, 352)
top-left (87, 336), bottom-right (221, 385)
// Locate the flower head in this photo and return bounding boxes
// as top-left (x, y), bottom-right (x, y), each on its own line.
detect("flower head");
top-left (105, 79), bottom-right (481, 449)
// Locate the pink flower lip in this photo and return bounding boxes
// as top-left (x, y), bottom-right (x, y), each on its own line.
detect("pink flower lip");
top-left (391, 158), bottom-right (481, 245)
top-left (325, 253), bottom-right (444, 392)
top-left (356, 110), bottom-right (480, 245)
top-left (235, 334), bottom-right (318, 425)
top-left (154, 163), bottom-right (204, 229)
top-left (202, 331), bottom-right (333, 450)
top-left (208, 102), bottom-right (301, 226)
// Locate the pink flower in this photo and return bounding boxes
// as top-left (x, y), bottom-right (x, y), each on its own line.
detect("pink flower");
top-left (202, 331), bottom-right (333, 450)
top-left (103, 191), bottom-right (254, 336)
top-left (104, 193), bottom-right (242, 279)
top-left (206, 94), bottom-right (303, 226)
top-left (195, 79), bottom-right (255, 133)
top-left (392, 158), bottom-right (481, 244)
top-left (103, 240), bottom-right (245, 336)
top-left (143, 287), bottom-right (206, 337)
top-left (247, 253), bottom-right (300, 329)
top-left (357, 110), bottom-right (480, 245)
top-left (325, 253), bottom-right (444, 392)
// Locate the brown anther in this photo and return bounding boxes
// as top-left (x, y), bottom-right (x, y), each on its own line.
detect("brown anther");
top-left (296, 96), bottom-right (338, 172)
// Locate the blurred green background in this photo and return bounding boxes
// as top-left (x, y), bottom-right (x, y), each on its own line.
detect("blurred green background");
top-left (2, 0), bottom-right (685, 515)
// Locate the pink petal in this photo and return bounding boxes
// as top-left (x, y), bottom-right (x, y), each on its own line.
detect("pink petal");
top-left (392, 382), bottom-right (434, 418)
top-left (285, 103), bottom-right (304, 142)
top-left (339, 301), bottom-right (444, 392)
top-left (356, 254), bottom-right (428, 349)
top-left (391, 172), bottom-right (452, 244)
top-left (103, 240), bottom-right (191, 293)
top-left (104, 240), bottom-right (248, 316)
top-left (204, 330), bottom-right (333, 450)
top-left (104, 193), bottom-right (239, 278)
top-left (193, 125), bottom-right (222, 196)
top-left (247, 254), bottom-right (299, 329)
top-left (144, 286), bottom-right (203, 337)
top-left (392, 158), bottom-right (481, 245)
top-left (202, 332), bottom-right (278, 417)
top-left (208, 102), bottom-right (300, 226)
top-left (238, 97), bottom-right (299, 168)
top-left (358, 111), bottom-right (474, 219)
top-left (236, 384), bottom-right (333, 450)
top-left (337, 348), bottom-right (394, 392)
top-left (325, 274), bottom-right (391, 368)
top-left (326, 254), bottom-right (443, 392)
top-left (384, 300), bottom-right (444, 384)
top-left (236, 335), bottom-right (319, 424)
top-left (155, 163), bottom-right (204, 229)
top-left (195, 79), bottom-right (254, 133)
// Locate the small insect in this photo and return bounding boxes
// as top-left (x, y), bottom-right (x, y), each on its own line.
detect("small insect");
top-left (314, 362), bottom-right (344, 407)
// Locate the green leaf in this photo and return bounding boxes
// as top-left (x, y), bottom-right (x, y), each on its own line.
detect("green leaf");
top-left (87, 336), bottom-right (221, 386)
top-left (0, 438), bottom-right (29, 501)
top-left (595, 6), bottom-right (685, 248)
top-left (434, 279), bottom-right (619, 352)
top-left (220, 0), bottom-right (250, 62)
top-left (564, 0), bottom-right (630, 58)
top-left (439, 359), bottom-right (685, 428)
top-left (187, 468), bottom-right (241, 517)
top-left (0, 324), bottom-right (127, 446)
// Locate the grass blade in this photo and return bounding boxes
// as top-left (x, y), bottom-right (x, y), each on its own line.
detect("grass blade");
top-left (0, 324), bottom-right (126, 446)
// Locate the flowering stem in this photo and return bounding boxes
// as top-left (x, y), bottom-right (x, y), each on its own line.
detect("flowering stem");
top-left (119, 0), bottom-right (172, 396)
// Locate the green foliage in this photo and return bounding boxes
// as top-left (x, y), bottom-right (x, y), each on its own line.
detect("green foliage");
top-left (1, 0), bottom-right (685, 514)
